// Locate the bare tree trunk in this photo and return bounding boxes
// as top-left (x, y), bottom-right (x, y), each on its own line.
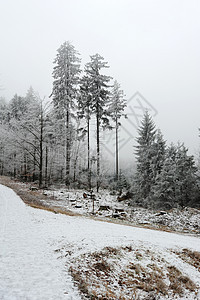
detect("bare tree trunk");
top-left (33, 147), bottom-right (36, 182)
top-left (13, 152), bottom-right (16, 178)
top-left (0, 148), bottom-right (4, 175)
top-left (115, 118), bottom-right (119, 181)
top-left (96, 103), bottom-right (100, 192)
top-left (24, 153), bottom-right (27, 181)
top-left (65, 109), bottom-right (70, 186)
top-left (87, 111), bottom-right (91, 189)
top-left (0, 160), bottom-right (3, 175)
top-left (1, 162), bottom-right (4, 175)
top-left (60, 167), bottom-right (63, 181)
top-left (39, 106), bottom-right (43, 188)
top-left (73, 140), bottom-right (80, 182)
top-left (45, 145), bottom-right (48, 186)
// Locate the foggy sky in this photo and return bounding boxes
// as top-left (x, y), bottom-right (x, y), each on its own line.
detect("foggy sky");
top-left (0, 0), bottom-right (200, 160)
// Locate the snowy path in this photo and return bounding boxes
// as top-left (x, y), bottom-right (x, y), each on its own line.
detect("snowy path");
top-left (0, 184), bottom-right (200, 299)
top-left (0, 184), bottom-right (81, 300)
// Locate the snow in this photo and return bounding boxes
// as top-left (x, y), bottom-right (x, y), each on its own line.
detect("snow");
top-left (0, 184), bottom-right (81, 300)
top-left (40, 187), bottom-right (200, 235)
top-left (0, 184), bottom-right (200, 299)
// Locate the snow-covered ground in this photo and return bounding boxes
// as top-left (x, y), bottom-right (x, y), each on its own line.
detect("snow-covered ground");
top-left (41, 187), bottom-right (200, 235)
top-left (2, 178), bottom-right (200, 235)
top-left (0, 184), bottom-right (200, 299)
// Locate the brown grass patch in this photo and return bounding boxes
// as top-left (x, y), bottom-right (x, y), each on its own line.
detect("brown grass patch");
top-left (121, 262), bottom-right (168, 295)
top-left (69, 267), bottom-right (92, 297)
top-left (173, 248), bottom-right (200, 271)
top-left (68, 246), bottom-right (175, 299)
top-left (68, 245), bottom-right (199, 299)
top-left (167, 265), bottom-right (197, 295)
top-left (92, 260), bottom-right (111, 275)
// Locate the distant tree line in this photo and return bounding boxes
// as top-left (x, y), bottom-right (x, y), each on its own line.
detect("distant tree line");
top-left (0, 41), bottom-right (126, 190)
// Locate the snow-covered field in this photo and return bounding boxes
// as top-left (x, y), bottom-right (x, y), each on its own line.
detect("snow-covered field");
top-left (0, 183), bottom-right (200, 299)
top-left (41, 187), bottom-right (200, 235)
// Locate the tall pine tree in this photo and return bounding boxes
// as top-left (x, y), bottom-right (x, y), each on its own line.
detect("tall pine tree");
top-left (134, 112), bottom-right (156, 203)
top-left (78, 75), bottom-right (93, 188)
top-left (152, 144), bottom-right (198, 208)
top-left (108, 80), bottom-right (126, 181)
top-left (85, 54), bottom-right (111, 191)
top-left (51, 41), bottom-right (81, 185)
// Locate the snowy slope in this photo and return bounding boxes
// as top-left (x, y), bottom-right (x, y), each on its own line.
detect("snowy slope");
top-left (0, 184), bottom-right (200, 299)
top-left (0, 184), bottom-right (81, 300)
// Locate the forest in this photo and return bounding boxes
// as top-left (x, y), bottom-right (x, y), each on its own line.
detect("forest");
top-left (0, 41), bottom-right (199, 210)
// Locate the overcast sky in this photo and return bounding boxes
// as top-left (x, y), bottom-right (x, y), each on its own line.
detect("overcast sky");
top-left (0, 0), bottom-right (200, 160)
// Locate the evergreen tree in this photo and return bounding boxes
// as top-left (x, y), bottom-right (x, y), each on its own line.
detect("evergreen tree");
top-left (150, 129), bottom-right (166, 180)
top-left (108, 80), bottom-right (126, 181)
top-left (85, 54), bottom-right (111, 191)
top-left (134, 112), bottom-right (156, 203)
top-left (118, 169), bottom-right (129, 194)
top-left (152, 144), bottom-right (198, 208)
top-left (174, 145), bottom-right (198, 207)
top-left (152, 155), bottom-right (177, 209)
top-left (0, 97), bottom-right (9, 125)
top-left (8, 94), bottom-right (27, 120)
top-left (25, 86), bottom-right (38, 106)
top-left (51, 41), bottom-right (81, 185)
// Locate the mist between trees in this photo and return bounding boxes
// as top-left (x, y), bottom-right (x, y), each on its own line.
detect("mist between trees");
top-left (0, 41), bottom-right (199, 209)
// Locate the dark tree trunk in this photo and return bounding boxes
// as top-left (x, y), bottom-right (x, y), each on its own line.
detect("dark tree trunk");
top-left (33, 147), bottom-right (36, 182)
top-left (65, 109), bottom-right (70, 186)
top-left (39, 109), bottom-right (43, 188)
top-left (13, 152), bottom-right (16, 178)
top-left (96, 104), bottom-right (100, 192)
top-left (45, 145), bottom-right (48, 186)
top-left (115, 118), bottom-right (119, 181)
top-left (1, 149), bottom-right (4, 175)
top-left (24, 153), bottom-right (27, 181)
top-left (73, 140), bottom-right (80, 182)
top-left (87, 110), bottom-right (91, 189)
